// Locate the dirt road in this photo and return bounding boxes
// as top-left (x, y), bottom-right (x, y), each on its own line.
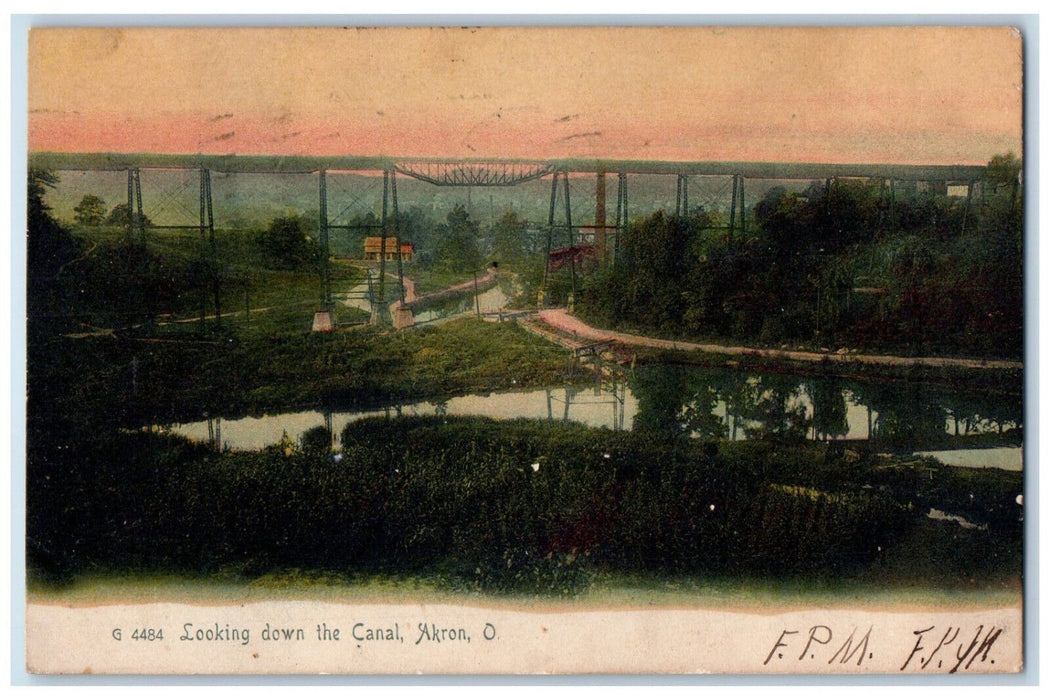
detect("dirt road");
top-left (534, 308), bottom-right (1023, 371)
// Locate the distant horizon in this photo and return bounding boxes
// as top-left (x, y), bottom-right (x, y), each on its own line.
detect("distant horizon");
top-left (28, 148), bottom-right (1006, 166)
top-left (23, 142), bottom-right (1013, 171)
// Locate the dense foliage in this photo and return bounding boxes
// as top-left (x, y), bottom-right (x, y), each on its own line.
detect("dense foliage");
top-left (27, 416), bottom-right (1021, 592)
top-left (257, 214), bottom-right (323, 271)
top-left (27, 169), bottom-right (81, 331)
top-left (578, 155), bottom-right (1023, 359)
top-left (28, 170), bottom-right (208, 331)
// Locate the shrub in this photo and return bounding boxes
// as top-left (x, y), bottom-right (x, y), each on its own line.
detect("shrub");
top-left (29, 415), bottom-right (1015, 594)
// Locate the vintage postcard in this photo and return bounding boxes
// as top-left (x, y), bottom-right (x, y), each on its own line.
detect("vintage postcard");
top-left (23, 24), bottom-right (1025, 675)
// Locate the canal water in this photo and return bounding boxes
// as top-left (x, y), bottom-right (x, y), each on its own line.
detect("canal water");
top-left (335, 273), bottom-right (510, 326)
top-left (170, 364), bottom-right (1023, 470)
top-left (412, 284), bottom-right (509, 325)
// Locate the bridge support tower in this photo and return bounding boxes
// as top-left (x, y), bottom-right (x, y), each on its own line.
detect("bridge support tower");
top-left (542, 170), bottom-right (576, 305)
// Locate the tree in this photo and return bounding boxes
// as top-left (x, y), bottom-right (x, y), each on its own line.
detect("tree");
top-left (487, 210), bottom-right (530, 265)
top-left (28, 168), bottom-right (59, 221)
top-left (73, 195), bottom-right (106, 226)
top-left (986, 152), bottom-right (1022, 195)
top-left (389, 206), bottom-right (436, 267)
top-left (258, 215), bottom-right (322, 270)
top-left (433, 204), bottom-right (483, 273)
top-left (820, 179), bottom-right (881, 249)
top-left (105, 203), bottom-right (153, 229)
top-left (27, 169), bottom-right (80, 326)
top-left (753, 186), bottom-right (813, 258)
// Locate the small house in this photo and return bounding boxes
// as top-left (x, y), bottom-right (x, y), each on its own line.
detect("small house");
top-left (364, 237), bottom-right (414, 262)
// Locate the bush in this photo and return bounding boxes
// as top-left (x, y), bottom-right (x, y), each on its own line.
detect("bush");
top-left (300, 425), bottom-right (333, 455)
top-left (26, 416), bottom-right (965, 593)
top-left (258, 215), bottom-right (322, 271)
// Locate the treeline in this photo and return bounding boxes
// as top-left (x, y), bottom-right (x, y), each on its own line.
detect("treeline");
top-left (27, 416), bottom-right (1021, 592)
top-left (39, 172), bottom-right (550, 329)
top-left (577, 155), bottom-right (1023, 359)
top-left (29, 172), bottom-right (336, 332)
top-left (28, 170), bottom-right (194, 332)
top-left (332, 203), bottom-right (542, 276)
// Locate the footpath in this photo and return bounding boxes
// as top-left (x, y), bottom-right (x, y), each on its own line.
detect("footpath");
top-left (531, 308), bottom-right (1023, 372)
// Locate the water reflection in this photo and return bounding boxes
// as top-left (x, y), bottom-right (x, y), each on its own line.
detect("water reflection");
top-left (808, 378), bottom-right (849, 440)
top-left (172, 364), bottom-right (1022, 469)
top-left (413, 285), bottom-right (509, 325)
top-left (916, 448), bottom-right (1023, 470)
top-left (547, 379), bottom-right (628, 432)
top-left (177, 379), bottom-right (634, 452)
top-left (626, 365), bottom-right (1021, 451)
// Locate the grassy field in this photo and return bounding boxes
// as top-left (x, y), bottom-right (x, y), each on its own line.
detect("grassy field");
top-left (59, 224), bottom-right (364, 330)
top-left (30, 317), bottom-right (579, 429)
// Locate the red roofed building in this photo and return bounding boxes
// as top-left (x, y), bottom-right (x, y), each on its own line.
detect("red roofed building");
top-left (548, 245), bottom-right (596, 271)
top-left (364, 237), bottom-right (414, 262)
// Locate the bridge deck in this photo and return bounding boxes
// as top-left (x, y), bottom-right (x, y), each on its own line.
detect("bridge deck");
top-left (28, 151), bottom-right (986, 182)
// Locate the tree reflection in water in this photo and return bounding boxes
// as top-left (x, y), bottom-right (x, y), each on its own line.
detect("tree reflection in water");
top-left (627, 365), bottom-right (1021, 448)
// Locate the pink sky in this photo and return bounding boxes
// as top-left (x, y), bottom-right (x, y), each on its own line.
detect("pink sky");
top-left (28, 26), bottom-right (1024, 165)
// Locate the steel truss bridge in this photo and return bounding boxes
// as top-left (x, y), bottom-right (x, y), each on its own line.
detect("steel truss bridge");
top-left (29, 152), bottom-right (989, 321)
